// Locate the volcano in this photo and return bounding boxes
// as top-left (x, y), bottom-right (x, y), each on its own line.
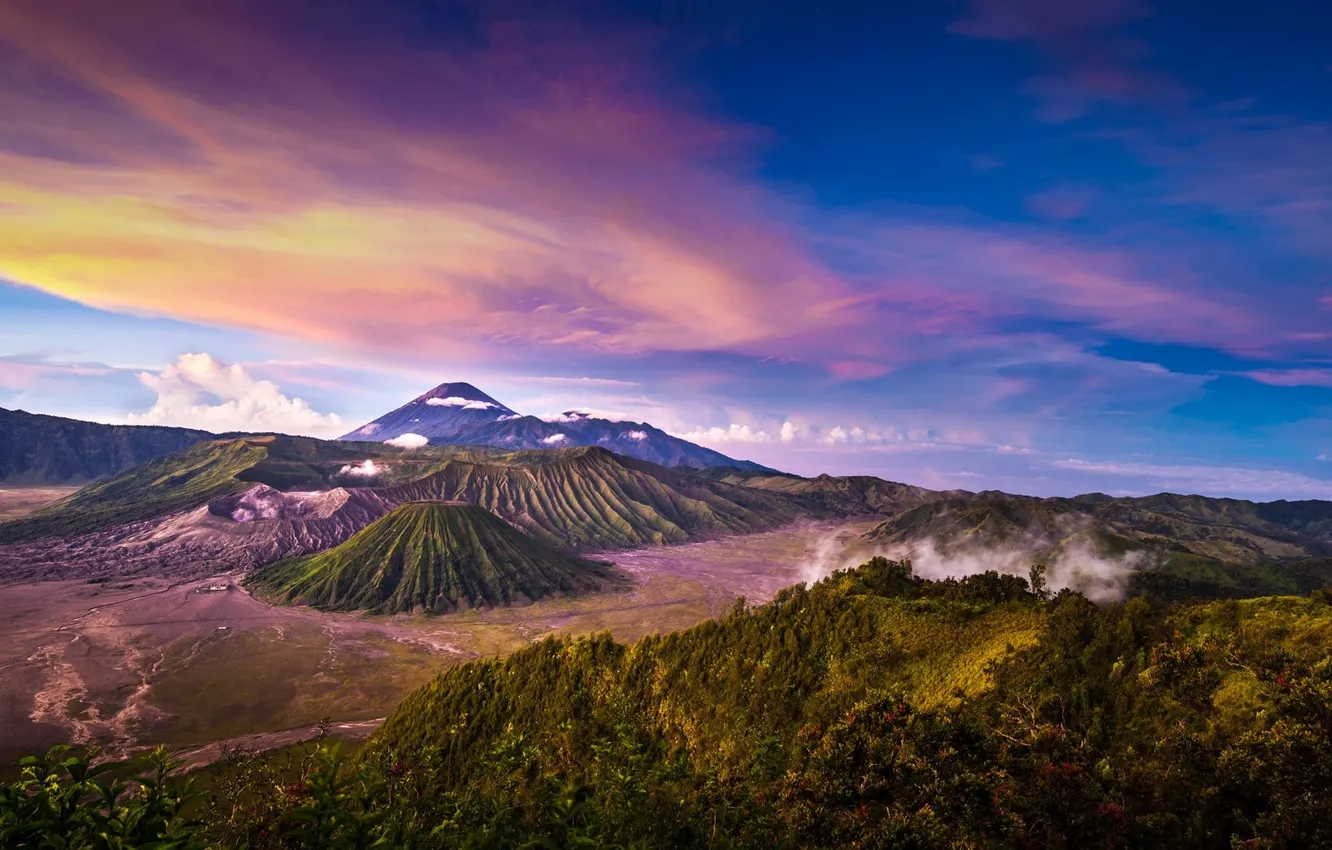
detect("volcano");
top-left (248, 501), bottom-right (609, 613)
top-left (340, 382), bottom-right (774, 471)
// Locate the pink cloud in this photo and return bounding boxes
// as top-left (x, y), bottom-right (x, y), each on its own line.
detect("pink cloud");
top-left (1244, 369), bottom-right (1332, 388)
top-left (838, 222), bottom-right (1262, 353)
top-left (0, 355), bottom-right (114, 391)
top-left (949, 0), bottom-right (1182, 119)
top-left (1141, 117), bottom-right (1332, 257)
top-left (0, 0), bottom-right (1311, 387)
top-left (828, 360), bottom-right (892, 381)
top-left (0, 0), bottom-right (858, 363)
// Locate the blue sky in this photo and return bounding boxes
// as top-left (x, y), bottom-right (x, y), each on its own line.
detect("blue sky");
top-left (1, 0), bottom-right (1329, 499)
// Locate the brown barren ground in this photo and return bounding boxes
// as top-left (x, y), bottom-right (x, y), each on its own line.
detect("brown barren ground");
top-left (0, 520), bottom-right (875, 768)
top-left (0, 487), bottom-right (80, 521)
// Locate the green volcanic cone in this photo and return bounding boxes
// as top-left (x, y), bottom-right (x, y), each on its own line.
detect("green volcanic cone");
top-left (250, 501), bottom-right (609, 614)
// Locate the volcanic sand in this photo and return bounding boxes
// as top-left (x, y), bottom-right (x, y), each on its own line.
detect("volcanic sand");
top-left (0, 520), bottom-right (875, 767)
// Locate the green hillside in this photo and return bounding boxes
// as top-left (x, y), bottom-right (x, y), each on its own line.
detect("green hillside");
top-left (382, 446), bottom-right (806, 550)
top-left (249, 502), bottom-right (609, 613)
top-left (869, 492), bottom-right (1332, 566)
top-left (0, 406), bottom-right (211, 486)
top-left (0, 435), bottom-right (404, 543)
top-left (367, 559), bottom-right (1045, 777)
top-left (0, 438), bottom-right (806, 549)
top-left (346, 561), bottom-right (1332, 848)
top-left (713, 469), bottom-right (963, 516)
top-left (9, 560), bottom-right (1332, 847)
top-left (0, 438), bottom-right (267, 543)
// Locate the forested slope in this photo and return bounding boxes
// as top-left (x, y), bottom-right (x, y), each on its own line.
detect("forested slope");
top-left (7, 559), bottom-right (1332, 848)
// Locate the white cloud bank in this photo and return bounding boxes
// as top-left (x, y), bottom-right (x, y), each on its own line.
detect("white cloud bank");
top-left (542, 411), bottom-right (591, 423)
top-left (542, 433), bottom-right (569, 445)
top-left (675, 420), bottom-right (956, 449)
top-left (798, 531), bottom-right (1149, 603)
top-left (674, 421), bottom-right (799, 444)
top-left (425, 397), bottom-right (498, 410)
top-left (384, 433), bottom-right (429, 449)
top-left (126, 353), bottom-right (344, 437)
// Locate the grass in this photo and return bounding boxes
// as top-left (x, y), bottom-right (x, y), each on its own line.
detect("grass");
top-left (0, 438), bottom-right (808, 552)
top-left (249, 502), bottom-right (609, 614)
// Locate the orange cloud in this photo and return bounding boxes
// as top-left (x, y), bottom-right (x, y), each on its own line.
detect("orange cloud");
top-left (0, 0), bottom-right (855, 363)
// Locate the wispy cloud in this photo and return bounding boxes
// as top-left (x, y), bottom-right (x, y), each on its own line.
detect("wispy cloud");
top-left (0, 1), bottom-right (855, 366)
top-left (948, 0), bottom-right (1182, 120)
top-left (0, 0), bottom-right (1303, 384)
top-left (511, 376), bottom-right (641, 388)
top-left (0, 353), bottom-right (117, 391)
top-left (1243, 369), bottom-right (1332, 388)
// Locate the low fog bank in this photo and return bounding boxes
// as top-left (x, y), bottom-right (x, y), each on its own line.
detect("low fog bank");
top-left (800, 531), bottom-right (1158, 603)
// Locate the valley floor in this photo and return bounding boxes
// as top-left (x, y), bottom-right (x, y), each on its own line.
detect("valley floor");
top-left (0, 487), bottom-right (80, 522)
top-left (0, 519), bottom-right (876, 768)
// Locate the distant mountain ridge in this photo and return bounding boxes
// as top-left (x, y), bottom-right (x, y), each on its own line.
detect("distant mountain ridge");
top-left (0, 407), bottom-right (212, 485)
top-left (868, 491), bottom-right (1332, 565)
top-left (340, 381), bottom-right (773, 472)
top-left (0, 436), bottom-right (811, 583)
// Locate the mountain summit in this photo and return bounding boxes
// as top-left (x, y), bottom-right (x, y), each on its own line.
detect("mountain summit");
top-left (341, 382), bottom-right (773, 471)
top-left (340, 381), bottom-right (517, 443)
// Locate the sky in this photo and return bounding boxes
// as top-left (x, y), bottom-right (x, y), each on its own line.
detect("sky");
top-left (1, 0), bottom-right (1330, 500)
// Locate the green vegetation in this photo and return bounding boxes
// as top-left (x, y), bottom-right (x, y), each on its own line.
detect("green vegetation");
top-left (250, 502), bottom-right (609, 614)
top-left (1, 746), bottom-right (196, 848)
top-left (379, 445), bottom-right (806, 550)
top-left (0, 406), bottom-right (211, 486)
top-left (1133, 556), bottom-right (1332, 600)
top-left (712, 469), bottom-right (958, 516)
top-left (0, 438), bottom-right (804, 549)
top-left (0, 434), bottom-right (521, 543)
top-left (871, 492), bottom-right (1332, 565)
top-left (10, 559), bottom-right (1332, 847)
top-left (0, 438), bottom-right (270, 542)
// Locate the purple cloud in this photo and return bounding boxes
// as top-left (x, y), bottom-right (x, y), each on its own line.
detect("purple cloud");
top-left (949, 0), bottom-right (1183, 119)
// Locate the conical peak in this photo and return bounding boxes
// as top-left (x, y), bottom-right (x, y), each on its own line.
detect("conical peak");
top-left (411, 382), bottom-right (513, 412)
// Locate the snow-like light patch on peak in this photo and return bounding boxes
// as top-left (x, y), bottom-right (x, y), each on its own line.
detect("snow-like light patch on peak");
top-left (496, 413), bottom-right (522, 421)
top-left (622, 430), bottom-right (648, 441)
top-left (542, 410), bottom-right (591, 423)
top-left (426, 396), bottom-right (499, 410)
top-left (385, 433), bottom-right (429, 449)
top-left (541, 433), bottom-right (569, 445)
top-left (338, 459), bottom-right (379, 477)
